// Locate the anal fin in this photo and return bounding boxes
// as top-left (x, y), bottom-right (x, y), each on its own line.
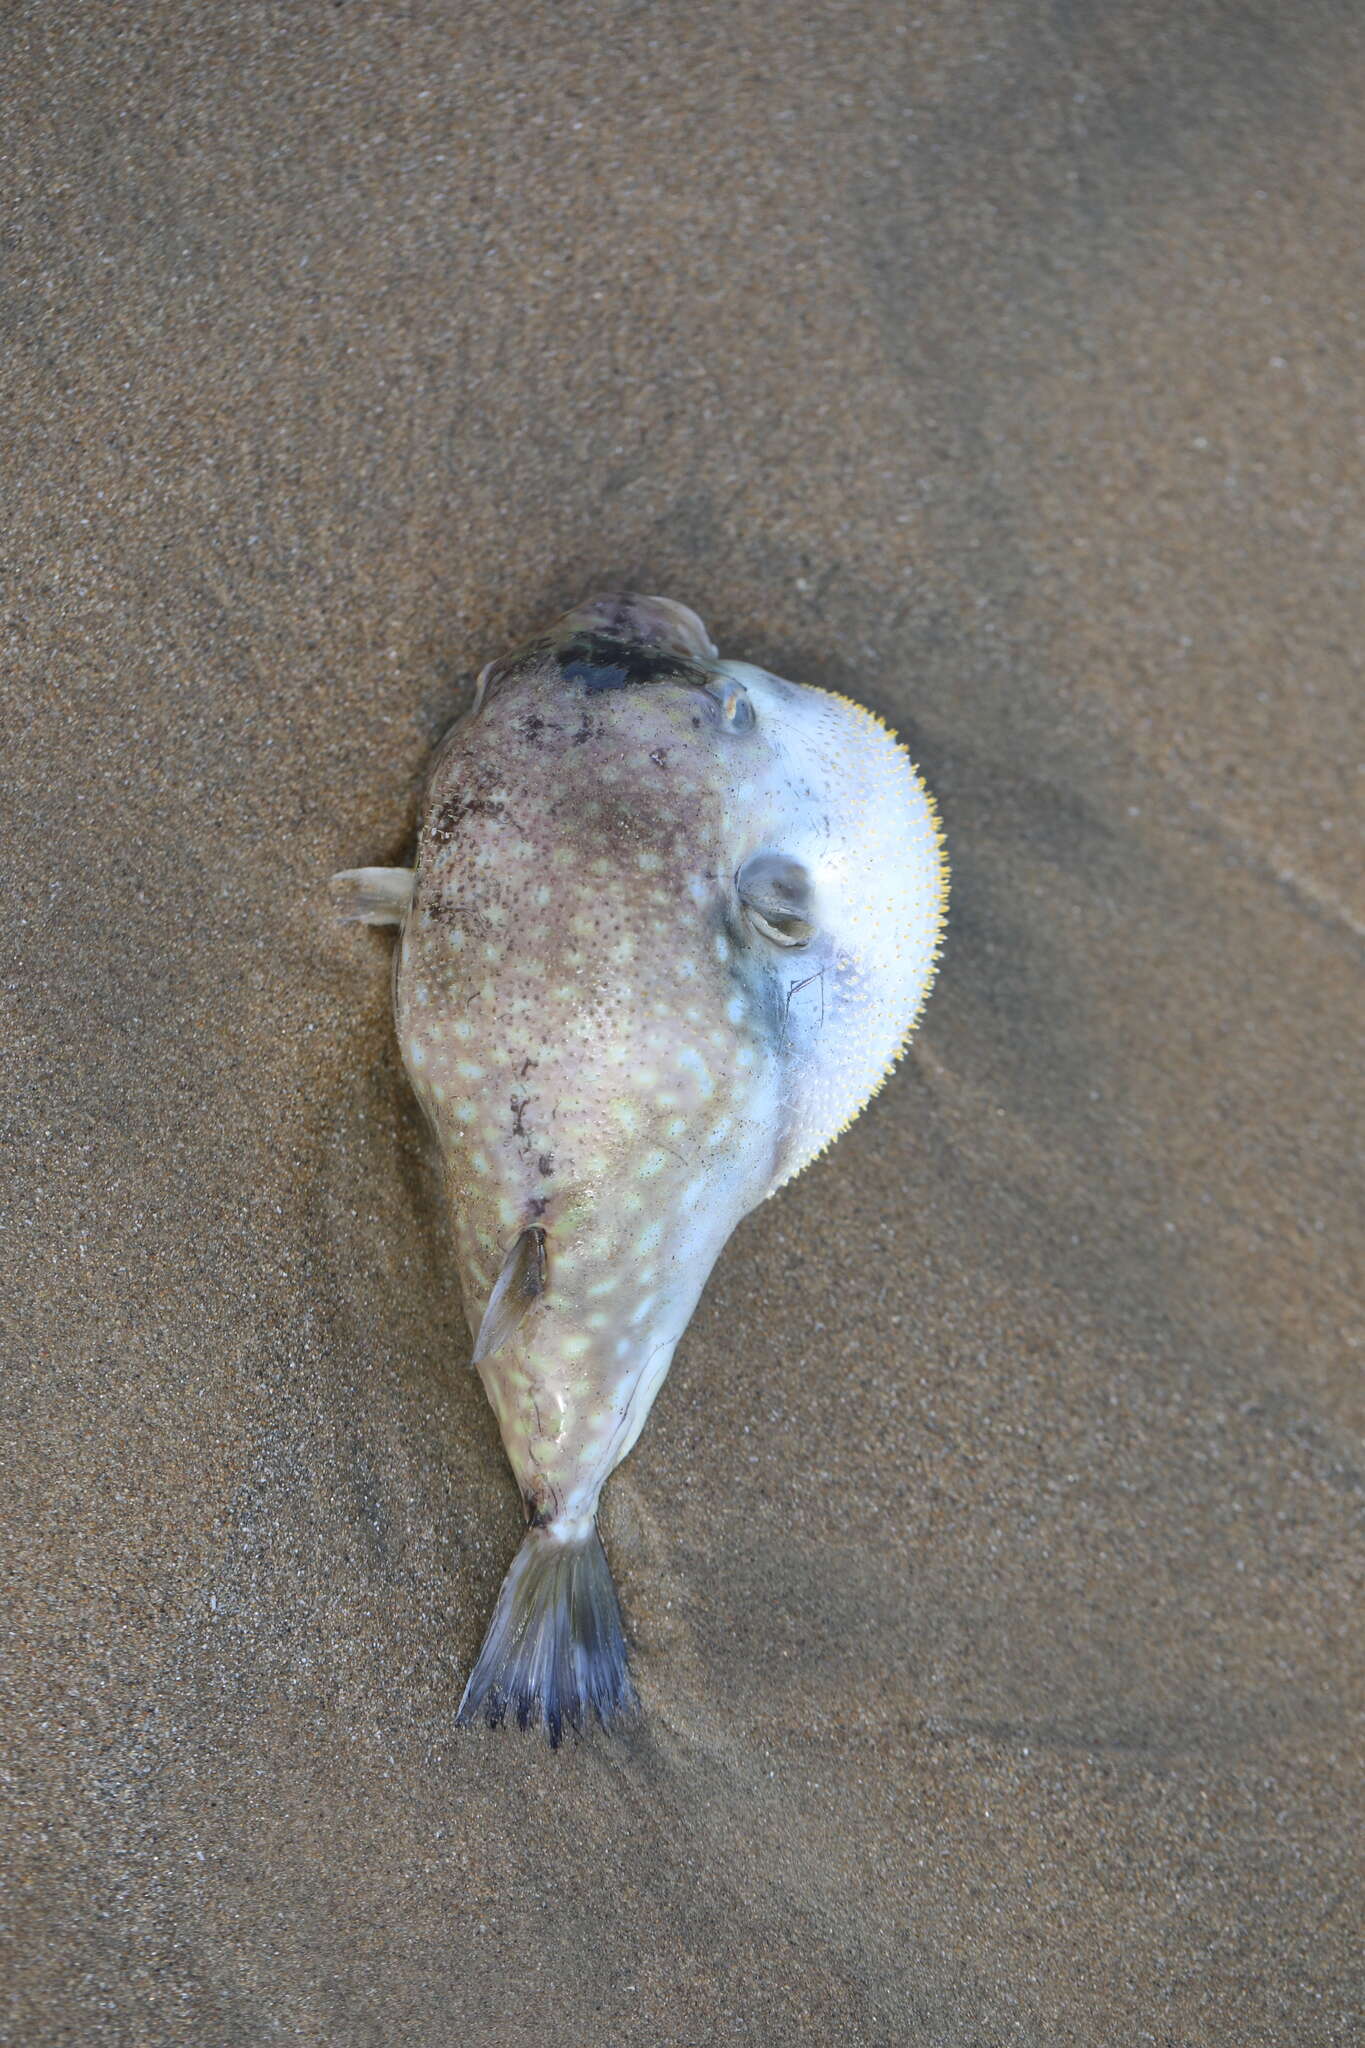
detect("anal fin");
top-left (473, 1226), bottom-right (547, 1365)
top-left (329, 866), bottom-right (414, 926)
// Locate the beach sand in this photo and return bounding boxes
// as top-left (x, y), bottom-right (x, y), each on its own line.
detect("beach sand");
top-left (3, 3), bottom-right (1361, 2041)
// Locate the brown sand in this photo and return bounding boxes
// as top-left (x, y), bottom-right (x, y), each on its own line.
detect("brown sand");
top-left (3, 4), bottom-right (1362, 2042)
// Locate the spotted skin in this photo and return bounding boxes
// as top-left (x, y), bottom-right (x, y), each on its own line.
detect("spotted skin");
top-left (394, 596), bottom-right (946, 1546)
top-left (339, 593), bottom-right (947, 1728)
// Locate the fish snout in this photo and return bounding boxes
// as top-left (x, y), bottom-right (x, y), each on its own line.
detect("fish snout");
top-left (553, 592), bottom-right (717, 663)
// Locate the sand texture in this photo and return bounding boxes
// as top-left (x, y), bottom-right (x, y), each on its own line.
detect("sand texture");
top-left (3, 3), bottom-right (1362, 2042)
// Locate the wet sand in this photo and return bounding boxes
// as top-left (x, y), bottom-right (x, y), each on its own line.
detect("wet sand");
top-left (3, 3), bottom-right (1361, 2042)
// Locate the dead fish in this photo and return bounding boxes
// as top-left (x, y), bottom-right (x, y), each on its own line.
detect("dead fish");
top-left (331, 592), bottom-right (947, 1742)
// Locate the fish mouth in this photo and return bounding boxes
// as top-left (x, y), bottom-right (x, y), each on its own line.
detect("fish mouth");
top-left (551, 592), bottom-right (717, 663)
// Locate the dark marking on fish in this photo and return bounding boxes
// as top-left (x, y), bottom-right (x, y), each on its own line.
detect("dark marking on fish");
top-left (556, 631), bottom-right (712, 695)
top-left (429, 790), bottom-right (507, 848)
top-left (518, 710), bottom-right (564, 747)
top-left (779, 966), bottom-right (827, 1050)
top-left (523, 1483), bottom-right (553, 1529)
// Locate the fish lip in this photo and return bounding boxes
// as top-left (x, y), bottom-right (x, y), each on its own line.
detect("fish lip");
top-left (550, 591), bottom-right (717, 663)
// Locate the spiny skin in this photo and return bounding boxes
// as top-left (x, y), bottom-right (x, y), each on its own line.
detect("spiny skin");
top-left (394, 594), bottom-right (947, 1543)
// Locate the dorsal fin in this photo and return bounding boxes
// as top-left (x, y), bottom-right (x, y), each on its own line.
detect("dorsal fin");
top-left (473, 1227), bottom-right (547, 1365)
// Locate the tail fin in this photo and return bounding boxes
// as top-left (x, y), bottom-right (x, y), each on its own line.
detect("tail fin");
top-left (456, 1522), bottom-right (638, 1745)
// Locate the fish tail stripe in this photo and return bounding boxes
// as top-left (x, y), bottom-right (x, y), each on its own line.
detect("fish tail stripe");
top-left (455, 1522), bottom-right (638, 1746)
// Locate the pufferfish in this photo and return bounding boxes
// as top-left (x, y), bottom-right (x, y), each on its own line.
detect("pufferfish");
top-left (331, 593), bottom-right (946, 1742)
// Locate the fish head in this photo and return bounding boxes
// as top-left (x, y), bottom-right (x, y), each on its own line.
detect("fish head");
top-left (698, 653), bottom-right (946, 1188)
top-left (411, 596), bottom-right (944, 1233)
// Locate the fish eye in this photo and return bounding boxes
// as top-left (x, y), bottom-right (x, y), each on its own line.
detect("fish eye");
top-left (703, 680), bottom-right (755, 733)
top-left (736, 850), bottom-right (814, 949)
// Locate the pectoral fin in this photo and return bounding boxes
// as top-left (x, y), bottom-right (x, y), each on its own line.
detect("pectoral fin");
top-left (473, 1227), bottom-right (547, 1365)
top-left (329, 866), bottom-right (414, 926)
